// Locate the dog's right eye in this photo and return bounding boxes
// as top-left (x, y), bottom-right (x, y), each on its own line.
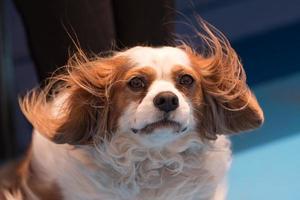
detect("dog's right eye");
top-left (128, 77), bottom-right (146, 90)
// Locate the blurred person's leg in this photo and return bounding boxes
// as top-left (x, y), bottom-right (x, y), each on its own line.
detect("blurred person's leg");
top-left (112, 0), bottom-right (174, 48)
top-left (13, 0), bottom-right (174, 81)
top-left (13, 0), bottom-right (116, 81)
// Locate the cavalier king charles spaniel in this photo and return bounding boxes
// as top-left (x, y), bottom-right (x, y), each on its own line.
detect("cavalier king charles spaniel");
top-left (0, 23), bottom-right (263, 200)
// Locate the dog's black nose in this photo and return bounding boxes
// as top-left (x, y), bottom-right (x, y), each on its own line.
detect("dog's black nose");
top-left (153, 91), bottom-right (179, 112)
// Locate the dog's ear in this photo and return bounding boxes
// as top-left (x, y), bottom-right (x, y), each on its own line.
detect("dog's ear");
top-left (185, 22), bottom-right (264, 139)
top-left (199, 87), bottom-right (264, 139)
top-left (20, 53), bottom-right (127, 144)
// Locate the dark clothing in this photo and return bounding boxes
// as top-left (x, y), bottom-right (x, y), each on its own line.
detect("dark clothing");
top-left (13, 0), bottom-right (174, 80)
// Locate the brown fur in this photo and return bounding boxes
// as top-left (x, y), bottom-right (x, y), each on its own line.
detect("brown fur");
top-left (171, 65), bottom-right (203, 107)
top-left (181, 21), bottom-right (264, 139)
top-left (19, 53), bottom-right (130, 145)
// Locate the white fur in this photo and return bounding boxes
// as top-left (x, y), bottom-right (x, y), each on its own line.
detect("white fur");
top-left (3, 189), bottom-right (23, 200)
top-left (133, 80), bottom-right (192, 130)
top-left (122, 46), bottom-right (191, 77)
top-left (31, 130), bottom-right (231, 200)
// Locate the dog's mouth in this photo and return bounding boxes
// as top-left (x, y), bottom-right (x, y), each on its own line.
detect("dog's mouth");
top-left (131, 119), bottom-right (187, 134)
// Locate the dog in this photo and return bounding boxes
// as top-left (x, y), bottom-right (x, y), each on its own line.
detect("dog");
top-left (0, 23), bottom-right (263, 200)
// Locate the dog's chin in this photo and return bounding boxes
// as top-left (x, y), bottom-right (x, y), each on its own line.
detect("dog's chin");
top-left (135, 127), bottom-right (188, 147)
top-left (131, 120), bottom-right (187, 134)
top-left (130, 120), bottom-right (189, 147)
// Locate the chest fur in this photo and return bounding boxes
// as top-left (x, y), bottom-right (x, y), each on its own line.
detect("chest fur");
top-left (31, 132), bottom-right (231, 200)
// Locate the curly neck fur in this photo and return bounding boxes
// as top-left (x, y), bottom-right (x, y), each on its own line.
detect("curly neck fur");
top-left (28, 130), bottom-right (231, 200)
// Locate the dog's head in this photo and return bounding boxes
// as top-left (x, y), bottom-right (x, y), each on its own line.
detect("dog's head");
top-left (21, 25), bottom-right (263, 147)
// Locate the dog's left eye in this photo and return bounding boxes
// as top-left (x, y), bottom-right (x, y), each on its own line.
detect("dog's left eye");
top-left (128, 77), bottom-right (145, 90)
top-left (179, 74), bottom-right (194, 86)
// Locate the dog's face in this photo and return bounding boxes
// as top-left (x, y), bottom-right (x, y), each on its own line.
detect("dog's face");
top-left (21, 27), bottom-right (264, 146)
top-left (111, 47), bottom-right (201, 146)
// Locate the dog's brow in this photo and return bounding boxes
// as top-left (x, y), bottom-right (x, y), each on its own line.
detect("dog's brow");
top-left (171, 65), bottom-right (200, 81)
top-left (124, 67), bottom-right (157, 80)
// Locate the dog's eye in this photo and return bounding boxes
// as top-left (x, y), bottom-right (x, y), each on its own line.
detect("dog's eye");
top-left (179, 74), bottom-right (194, 86)
top-left (128, 77), bottom-right (145, 90)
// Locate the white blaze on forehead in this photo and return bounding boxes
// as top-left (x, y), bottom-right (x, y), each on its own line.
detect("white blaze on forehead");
top-left (122, 46), bottom-right (191, 77)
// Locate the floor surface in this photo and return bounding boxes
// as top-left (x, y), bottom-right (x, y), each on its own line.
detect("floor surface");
top-left (229, 73), bottom-right (300, 199)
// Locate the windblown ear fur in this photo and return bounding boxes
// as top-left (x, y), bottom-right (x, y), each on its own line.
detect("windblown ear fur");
top-left (184, 20), bottom-right (264, 139)
top-left (20, 52), bottom-right (127, 144)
